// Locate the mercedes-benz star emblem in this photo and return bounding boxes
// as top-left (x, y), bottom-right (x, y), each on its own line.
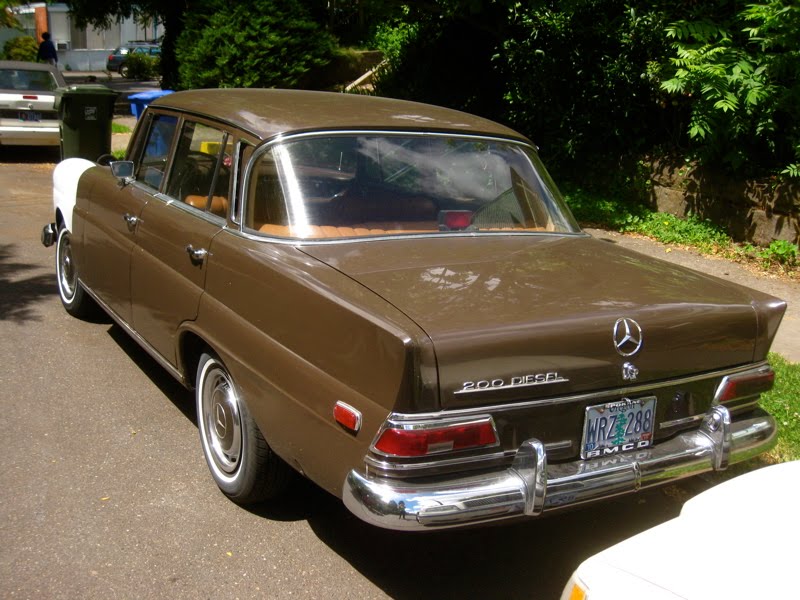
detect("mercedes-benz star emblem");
top-left (613, 318), bottom-right (643, 357)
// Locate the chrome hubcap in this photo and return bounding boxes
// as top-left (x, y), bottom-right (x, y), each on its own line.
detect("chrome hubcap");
top-left (57, 231), bottom-right (76, 300)
top-left (202, 366), bottom-right (242, 475)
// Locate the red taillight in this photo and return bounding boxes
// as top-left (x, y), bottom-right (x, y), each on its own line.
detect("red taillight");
top-left (22, 95), bottom-right (38, 100)
top-left (334, 401), bottom-right (362, 433)
top-left (374, 419), bottom-right (498, 457)
top-left (108, 54), bottom-right (113, 61)
top-left (716, 369), bottom-right (775, 403)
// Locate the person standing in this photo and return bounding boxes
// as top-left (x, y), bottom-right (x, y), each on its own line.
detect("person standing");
top-left (37, 32), bottom-right (58, 66)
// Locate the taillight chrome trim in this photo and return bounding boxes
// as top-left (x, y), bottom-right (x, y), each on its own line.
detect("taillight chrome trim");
top-left (713, 364), bottom-right (775, 405)
top-left (369, 415), bottom-right (500, 458)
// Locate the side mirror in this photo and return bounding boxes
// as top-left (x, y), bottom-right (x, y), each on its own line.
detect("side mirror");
top-left (110, 160), bottom-right (135, 184)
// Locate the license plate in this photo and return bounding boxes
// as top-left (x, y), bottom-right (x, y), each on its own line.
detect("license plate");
top-left (19, 111), bottom-right (42, 122)
top-left (581, 396), bottom-right (656, 459)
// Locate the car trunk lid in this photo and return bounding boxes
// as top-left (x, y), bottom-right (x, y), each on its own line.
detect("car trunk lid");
top-left (301, 235), bottom-right (760, 409)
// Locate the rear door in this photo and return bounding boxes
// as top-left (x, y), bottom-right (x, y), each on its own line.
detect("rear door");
top-left (130, 118), bottom-right (233, 364)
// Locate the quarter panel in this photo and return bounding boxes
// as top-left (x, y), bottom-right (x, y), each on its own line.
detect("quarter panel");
top-left (191, 231), bottom-right (436, 495)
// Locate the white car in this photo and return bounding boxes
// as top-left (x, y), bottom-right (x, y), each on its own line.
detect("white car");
top-left (0, 60), bottom-right (65, 147)
top-left (562, 460), bottom-right (800, 600)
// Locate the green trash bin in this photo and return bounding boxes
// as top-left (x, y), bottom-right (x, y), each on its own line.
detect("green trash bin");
top-left (57, 85), bottom-right (119, 162)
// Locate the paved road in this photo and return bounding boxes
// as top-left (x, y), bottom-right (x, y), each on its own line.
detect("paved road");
top-left (0, 153), bottom-right (780, 599)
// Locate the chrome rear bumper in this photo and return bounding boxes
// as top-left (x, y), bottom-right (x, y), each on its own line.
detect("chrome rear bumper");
top-left (342, 405), bottom-right (776, 531)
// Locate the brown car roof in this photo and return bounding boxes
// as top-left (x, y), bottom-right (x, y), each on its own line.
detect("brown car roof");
top-left (150, 88), bottom-right (529, 143)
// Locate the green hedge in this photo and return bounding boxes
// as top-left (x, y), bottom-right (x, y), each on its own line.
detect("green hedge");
top-left (176, 0), bottom-right (335, 89)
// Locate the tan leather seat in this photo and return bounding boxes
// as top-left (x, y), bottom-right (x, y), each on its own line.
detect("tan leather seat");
top-left (185, 194), bottom-right (229, 217)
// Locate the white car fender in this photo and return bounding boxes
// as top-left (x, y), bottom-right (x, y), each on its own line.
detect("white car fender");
top-left (53, 158), bottom-right (96, 232)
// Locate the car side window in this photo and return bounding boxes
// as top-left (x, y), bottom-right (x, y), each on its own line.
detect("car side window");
top-left (165, 120), bottom-right (231, 218)
top-left (136, 114), bottom-right (178, 190)
top-left (245, 148), bottom-right (285, 232)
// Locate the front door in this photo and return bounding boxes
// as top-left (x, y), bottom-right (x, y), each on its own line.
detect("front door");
top-left (79, 113), bottom-right (178, 323)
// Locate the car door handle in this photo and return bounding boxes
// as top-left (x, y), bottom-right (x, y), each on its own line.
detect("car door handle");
top-left (123, 213), bottom-right (139, 231)
top-left (185, 244), bottom-right (208, 264)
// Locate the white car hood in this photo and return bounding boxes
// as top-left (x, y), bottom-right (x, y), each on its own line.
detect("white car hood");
top-left (570, 461), bottom-right (800, 599)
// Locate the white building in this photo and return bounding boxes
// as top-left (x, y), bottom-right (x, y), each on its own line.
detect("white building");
top-left (5, 3), bottom-right (161, 71)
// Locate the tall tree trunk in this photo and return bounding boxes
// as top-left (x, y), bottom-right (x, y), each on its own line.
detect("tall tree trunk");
top-left (159, 2), bottom-right (186, 89)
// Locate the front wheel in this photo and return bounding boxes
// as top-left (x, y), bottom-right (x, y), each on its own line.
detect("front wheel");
top-left (55, 226), bottom-right (98, 318)
top-left (196, 352), bottom-right (290, 504)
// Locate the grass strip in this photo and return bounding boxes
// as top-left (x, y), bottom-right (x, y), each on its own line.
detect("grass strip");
top-left (763, 352), bottom-right (800, 462)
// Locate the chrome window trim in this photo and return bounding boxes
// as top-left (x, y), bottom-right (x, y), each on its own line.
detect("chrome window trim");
top-left (387, 362), bottom-right (771, 421)
top-left (231, 228), bottom-right (588, 246)
top-left (240, 129), bottom-right (583, 243)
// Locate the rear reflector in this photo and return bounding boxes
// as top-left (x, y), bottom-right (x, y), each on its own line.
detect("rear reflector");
top-left (22, 95), bottom-right (38, 100)
top-left (715, 368), bottom-right (775, 404)
top-left (334, 401), bottom-right (362, 433)
top-left (374, 418), bottom-right (498, 457)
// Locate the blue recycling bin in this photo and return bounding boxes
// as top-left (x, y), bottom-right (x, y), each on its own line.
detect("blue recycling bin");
top-left (128, 90), bottom-right (174, 119)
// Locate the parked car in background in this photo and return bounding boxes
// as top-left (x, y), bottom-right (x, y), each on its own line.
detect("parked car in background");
top-left (561, 460), bottom-right (800, 600)
top-left (41, 89), bottom-right (784, 531)
top-left (106, 42), bottom-right (160, 76)
top-left (0, 60), bottom-right (65, 147)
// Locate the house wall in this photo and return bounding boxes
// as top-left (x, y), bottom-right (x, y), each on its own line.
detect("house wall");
top-left (8, 2), bottom-right (160, 53)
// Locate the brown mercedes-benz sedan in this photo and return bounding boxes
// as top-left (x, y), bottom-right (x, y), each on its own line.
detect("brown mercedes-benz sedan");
top-left (42, 89), bottom-right (784, 531)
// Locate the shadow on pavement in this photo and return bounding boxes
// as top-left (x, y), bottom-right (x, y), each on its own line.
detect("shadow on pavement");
top-left (302, 485), bottom-right (691, 600)
top-left (0, 243), bottom-right (57, 322)
top-left (0, 145), bottom-right (60, 164)
top-left (107, 323), bottom-right (196, 424)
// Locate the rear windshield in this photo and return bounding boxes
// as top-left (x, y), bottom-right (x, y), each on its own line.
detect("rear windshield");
top-left (0, 68), bottom-right (59, 92)
top-left (245, 133), bottom-right (580, 239)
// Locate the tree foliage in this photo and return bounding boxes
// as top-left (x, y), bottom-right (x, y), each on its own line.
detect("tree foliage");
top-left (499, 1), bottom-right (670, 174)
top-left (175, 0), bottom-right (335, 89)
top-left (370, 0), bottom-right (800, 179)
top-left (3, 35), bottom-right (37, 61)
top-left (65, 0), bottom-right (185, 88)
top-left (658, 2), bottom-right (800, 174)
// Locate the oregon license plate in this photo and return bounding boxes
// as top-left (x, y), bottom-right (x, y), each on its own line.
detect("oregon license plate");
top-left (19, 111), bottom-right (42, 122)
top-left (581, 396), bottom-right (656, 459)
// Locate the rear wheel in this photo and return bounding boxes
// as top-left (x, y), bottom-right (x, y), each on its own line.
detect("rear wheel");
top-left (55, 226), bottom-right (97, 318)
top-left (196, 352), bottom-right (290, 503)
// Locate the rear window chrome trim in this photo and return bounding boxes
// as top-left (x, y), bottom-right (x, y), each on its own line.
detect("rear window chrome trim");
top-left (241, 129), bottom-right (579, 242)
top-left (233, 228), bottom-right (588, 246)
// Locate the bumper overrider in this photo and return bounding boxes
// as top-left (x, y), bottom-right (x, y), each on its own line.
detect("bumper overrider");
top-left (343, 405), bottom-right (776, 531)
